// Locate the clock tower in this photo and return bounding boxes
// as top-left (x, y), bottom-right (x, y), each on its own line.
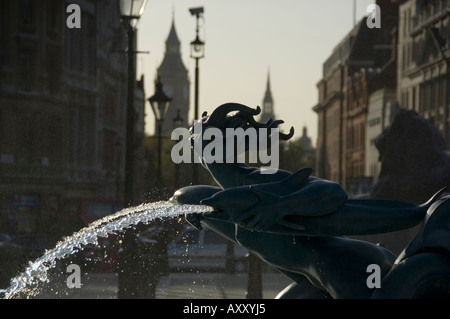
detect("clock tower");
top-left (260, 70), bottom-right (275, 123)
top-left (156, 17), bottom-right (190, 134)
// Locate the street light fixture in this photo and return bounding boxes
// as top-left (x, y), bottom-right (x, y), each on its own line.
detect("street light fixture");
top-left (120, 0), bottom-right (148, 19)
top-left (190, 35), bottom-right (205, 59)
top-left (148, 76), bottom-right (172, 183)
top-left (149, 76), bottom-right (172, 126)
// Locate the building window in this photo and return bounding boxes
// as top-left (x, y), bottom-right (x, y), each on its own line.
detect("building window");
top-left (20, 0), bottom-right (36, 26)
top-left (19, 49), bottom-right (32, 91)
top-left (430, 80), bottom-right (436, 109)
top-left (403, 45), bottom-right (407, 71)
top-left (438, 77), bottom-right (445, 107)
top-left (348, 127), bottom-right (353, 150)
top-left (104, 90), bottom-right (116, 121)
top-left (65, 12), bottom-right (96, 76)
top-left (77, 107), bottom-right (96, 167)
top-left (86, 14), bottom-right (97, 76)
top-left (403, 11), bottom-right (407, 37)
top-left (21, 0), bottom-right (31, 25)
top-left (407, 9), bottom-right (411, 35)
top-left (103, 130), bottom-right (116, 171)
top-left (422, 82), bottom-right (430, 112)
top-left (1, 0), bottom-right (9, 66)
top-left (46, 0), bottom-right (60, 32)
top-left (419, 83), bottom-right (425, 113)
top-left (65, 27), bottom-right (82, 70)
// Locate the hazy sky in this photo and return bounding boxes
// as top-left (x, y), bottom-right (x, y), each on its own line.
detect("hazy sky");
top-left (136, 0), bottom-right (375, 146)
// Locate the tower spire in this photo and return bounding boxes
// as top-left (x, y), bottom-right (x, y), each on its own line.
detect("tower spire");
top-left (165, 13), bottom-right (180, 54)
top-left (157, 9), bottom-right (190, 135)
top-left (264, 68), bottom-right (272, 101)
top-left (261, 68), bottom-right (274, 123)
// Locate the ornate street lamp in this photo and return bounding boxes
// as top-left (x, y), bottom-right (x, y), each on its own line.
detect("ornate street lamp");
top-left (189, 6), bottom-right (204, 185)
top-left (148, 76), bottom-right (172, 183)
top-left (149, 76), bottom-right (172, 129)
top-left (189, 7), bottom-right (205, 121)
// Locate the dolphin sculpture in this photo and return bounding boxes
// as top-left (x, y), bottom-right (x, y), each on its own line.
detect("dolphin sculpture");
top-left (170, 102), bottom-right (450, 298)
top-left (174, 167), bottom-right (446, 237)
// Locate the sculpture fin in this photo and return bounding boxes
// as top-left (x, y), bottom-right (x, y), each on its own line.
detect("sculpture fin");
top-left (249, 186), bottom-right (283, 203)
top-left (401, 193), bottom-right (450, 260)
top-left (250, 167), bottom-right (313, 196)
top-left (281, 167), bottom-right (313, 190)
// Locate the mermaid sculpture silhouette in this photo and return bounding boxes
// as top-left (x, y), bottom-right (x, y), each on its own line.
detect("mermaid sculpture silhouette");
top-left (170, 103), bottom-right (450, 299)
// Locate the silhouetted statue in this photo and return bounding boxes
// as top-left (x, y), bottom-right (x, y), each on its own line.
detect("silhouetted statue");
top-left (372, 108), bottom-right (450, 204)
top-left (171, 103), bottom-right (450, 299)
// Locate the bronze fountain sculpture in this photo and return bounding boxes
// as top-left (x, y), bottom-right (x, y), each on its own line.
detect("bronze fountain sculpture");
top-left (170, 103), bottom-right (450, 299)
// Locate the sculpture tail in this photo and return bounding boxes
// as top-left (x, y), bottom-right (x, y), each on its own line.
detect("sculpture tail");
top-left (419, 187), bottom-right (448, 210)
top-left (373, 190), bottom-right (450, 299)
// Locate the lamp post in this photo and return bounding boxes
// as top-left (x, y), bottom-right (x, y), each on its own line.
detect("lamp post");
top-left (118, 0), bottom-right (148, 300)
top-left (173, 109), bottom-right (183, 128)
top-left (120, 0), bottom-right (148, 207)
top-left (149, 76), bottom-right (172, 184)
top-left (173, 110), bottom-right (183, 188)
top-left (189, 7), bottom-right (205, 184)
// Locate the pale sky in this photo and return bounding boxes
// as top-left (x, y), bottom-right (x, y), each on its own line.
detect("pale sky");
top-left (136, 0), bottom-right (376, 146)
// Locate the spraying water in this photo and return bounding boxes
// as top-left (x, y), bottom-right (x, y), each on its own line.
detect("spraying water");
top-left (0, 201), bottom-right (213, 299)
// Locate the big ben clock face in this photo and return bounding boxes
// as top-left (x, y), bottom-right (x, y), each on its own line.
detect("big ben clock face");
top-left (164, 84), bottom-right (174, 98)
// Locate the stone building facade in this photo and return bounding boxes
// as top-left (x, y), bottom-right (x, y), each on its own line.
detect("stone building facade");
top-left (0, 0), bottom-right (146, 239)
top-left (397, 0), bottom-right (450, 146)
top-left (313, 0), bottom-right (398, 192)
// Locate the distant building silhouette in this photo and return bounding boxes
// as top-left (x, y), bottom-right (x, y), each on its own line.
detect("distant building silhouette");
top-left (298, 126), bottom-right (315, 163)
top-left (156, 17), bottom-right (190, 134)
top-left (260, 70), bottom-right (275, 123)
